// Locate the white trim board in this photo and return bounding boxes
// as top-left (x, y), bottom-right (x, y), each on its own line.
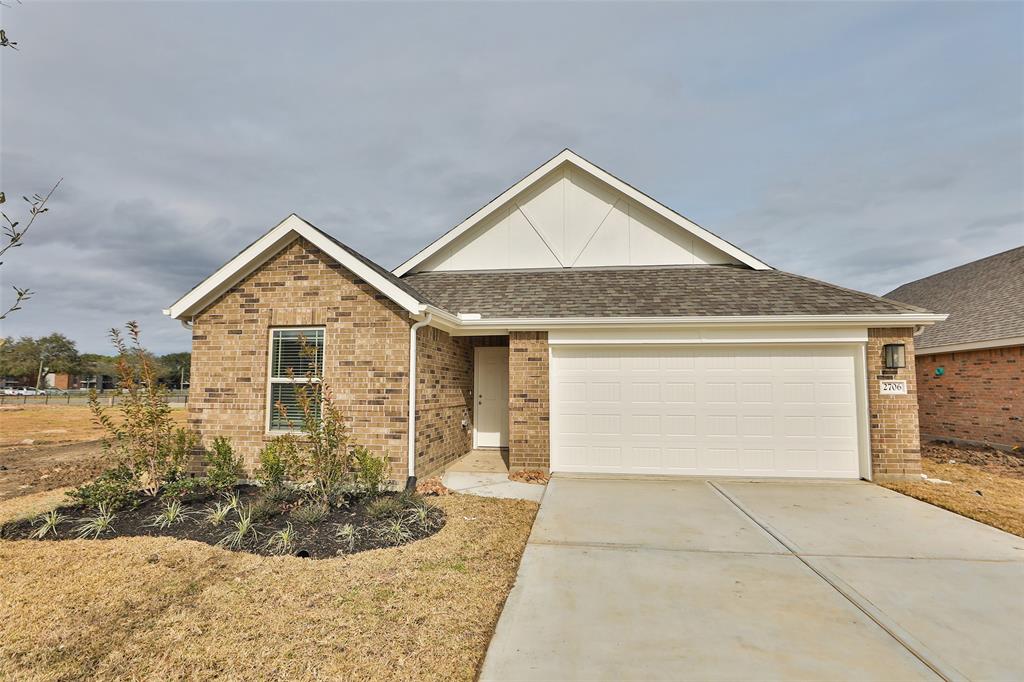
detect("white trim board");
top-left (392, 149), bottom-right (772, 276)
top-left (165, 214), bottom-right (423, 320)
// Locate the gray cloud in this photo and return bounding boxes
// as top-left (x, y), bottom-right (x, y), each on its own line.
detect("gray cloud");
top-left (1, 1), bottom-right (1021, 353)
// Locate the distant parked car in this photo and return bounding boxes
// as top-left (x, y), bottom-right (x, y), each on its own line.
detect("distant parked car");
top-left (10, 387), bottom-right (47, 396)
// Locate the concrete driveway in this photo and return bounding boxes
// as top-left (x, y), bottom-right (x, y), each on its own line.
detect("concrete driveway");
top-left (481, 476), bottom-right (1024, 681)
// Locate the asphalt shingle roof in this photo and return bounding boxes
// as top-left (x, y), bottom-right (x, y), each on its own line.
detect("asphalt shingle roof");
top-left (885, 246), bottom-right (1024, 350)
top-left (402, 266), bottom-right (928, 319)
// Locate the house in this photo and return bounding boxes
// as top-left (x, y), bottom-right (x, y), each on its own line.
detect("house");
top-left (165, 150), bottom-right (944, 486)
top-left (885, 247), bottom-right (1024, 450)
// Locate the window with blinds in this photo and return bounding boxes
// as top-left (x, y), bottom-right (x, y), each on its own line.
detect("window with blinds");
top-left (267, 328), bottom-right (324, 431)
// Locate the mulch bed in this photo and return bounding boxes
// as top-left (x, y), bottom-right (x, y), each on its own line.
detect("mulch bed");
top-left (0, 485), bottom-right (445, 559)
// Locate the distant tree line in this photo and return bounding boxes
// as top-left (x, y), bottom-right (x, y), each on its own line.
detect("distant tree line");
top-left (0, 333), bottom-right (191, 389)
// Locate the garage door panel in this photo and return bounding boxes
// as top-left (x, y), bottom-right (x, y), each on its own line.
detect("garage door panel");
top-left (551, 345), bottom-right (862, 478)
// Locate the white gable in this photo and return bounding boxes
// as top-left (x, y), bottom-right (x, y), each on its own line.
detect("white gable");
top-left (396, 151), bottom-right (770, 275)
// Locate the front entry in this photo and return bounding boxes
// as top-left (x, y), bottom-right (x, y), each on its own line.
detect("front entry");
top-left (474, 346), bottom-right (509, 448)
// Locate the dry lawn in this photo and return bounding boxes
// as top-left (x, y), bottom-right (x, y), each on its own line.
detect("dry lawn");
top-left (0, 493), bottom-right (538, 681)
top-left (0, 405), bottom-right (187, 447)
top-left (882, 458), bottom-right (1024, 538)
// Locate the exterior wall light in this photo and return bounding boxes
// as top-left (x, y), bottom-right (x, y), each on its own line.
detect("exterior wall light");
top-left (883, 343), bottom-right (906, 369)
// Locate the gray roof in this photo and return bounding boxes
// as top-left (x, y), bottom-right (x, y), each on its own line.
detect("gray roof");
top-left (885, 246), bottom-right (1024, 350)
top-left (402, 266), bottom-right (928, 319)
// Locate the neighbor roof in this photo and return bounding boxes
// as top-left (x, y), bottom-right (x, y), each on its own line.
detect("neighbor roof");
top-left (885, 246), bottom-right (1024, 351)
top-left (402, 266), bottom-right (931, 319)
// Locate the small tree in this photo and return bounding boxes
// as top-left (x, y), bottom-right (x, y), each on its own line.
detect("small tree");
top-left (89, 321), bottom-right (196, 496)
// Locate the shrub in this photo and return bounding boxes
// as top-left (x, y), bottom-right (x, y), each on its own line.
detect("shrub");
top-left (290, 502), bottom-right (329, 525)
top-left (31, 510), bottom-right (67, 539)
top-left (218, 505), bottom-right (259, 550)
top-left (256, 437), bottom-right (298, 492)
top-left (75, 503), bottom-right (117, 539)
top-left (89, 322), bottom-right (198, 496)
top-left (351, 445), bottom-right (388, 495)
top-left (249, 497), bottom-right (281, 523)
top-left (161, 476), bottom-right (209, 501)
top-left (266, 522), bottom-right (297, 555)
top-left (148, 499), bottom-right (193, 529)
top-left (205, 501), bottom-right (232, 527)
top-left (395, 490), bottom-right (427, 511)
top-left (365, 496), bottom-right (402, 521)
top-left (336, 523), bottom-right (359, 552)
top-left (375, 516), bottom-right (413, 545)
top-left (205, 437), bottom-right (242, 493)
top-left (405, 502), bottom-right (444, 532)
top-left (67, 466), bottom-right (138, 512)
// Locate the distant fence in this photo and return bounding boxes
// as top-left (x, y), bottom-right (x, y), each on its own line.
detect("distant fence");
top-left (0, 390), bottom-right (190, 407)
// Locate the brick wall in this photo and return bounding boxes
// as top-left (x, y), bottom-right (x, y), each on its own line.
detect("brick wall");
top-left (915, 345), bottom-right (1023, 448)
top-left (866, 328), bottom-right (922, 480)
top-left (189, 238), bottom-right (411, 480)
top-left (414, 326), bottom-right (473, 478)
top-left (508, 331), bottom-right (549, 471)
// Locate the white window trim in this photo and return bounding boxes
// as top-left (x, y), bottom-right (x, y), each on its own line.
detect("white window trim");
top-left (266, 326), bottom-right (325, 434)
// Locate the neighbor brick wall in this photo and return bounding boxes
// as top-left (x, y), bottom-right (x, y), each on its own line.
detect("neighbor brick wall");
top-left (867, 328), bottom-right (922, 479)
top-left (915, 345), bottom-right (1023, 448)
top-left (508, 331), bottom-right (549, 471)
top-left (414, 326), bottom-right (473, 478)
top-left (189, 238), bottom-right (411, 481)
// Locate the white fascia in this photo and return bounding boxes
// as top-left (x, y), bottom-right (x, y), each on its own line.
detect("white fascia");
top-left (165, 214), bottom-right (424, 320)
top-left (392, 149), bottom-right (772, 276)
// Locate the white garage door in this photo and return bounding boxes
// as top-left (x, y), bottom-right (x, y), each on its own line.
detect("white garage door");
top-left (550, 345), bottom-right (863, 478)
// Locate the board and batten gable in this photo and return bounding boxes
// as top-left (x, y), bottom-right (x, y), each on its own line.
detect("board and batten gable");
top-left (411, 161), bottom-right (743, 273)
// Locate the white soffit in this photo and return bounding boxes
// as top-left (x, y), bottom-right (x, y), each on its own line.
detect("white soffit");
top-left (165, 214), bottom-right (423, 319)
top-left (393, 150), bottom-right (772, 275)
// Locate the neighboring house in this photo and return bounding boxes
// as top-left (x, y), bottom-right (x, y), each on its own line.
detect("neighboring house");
top-left (166, 150), bottom-right (944, 486)
top-left (886, 247), bottom-right (1024, 450)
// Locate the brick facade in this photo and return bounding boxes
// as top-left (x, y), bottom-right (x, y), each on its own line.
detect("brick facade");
top-left (866, 327), bottom-right (922, 480)
top-left (414, 326), bottom-right (473, 478)
top-left (508, 331), bottom-right (550, 471)
top-left (915, 345), bottom-right (1023, 448)
top-left (188, 238), bottom-right (412, 480)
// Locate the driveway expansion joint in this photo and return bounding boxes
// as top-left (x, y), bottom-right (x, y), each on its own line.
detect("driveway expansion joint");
top-left (707, 480), bottom-right (968, 682)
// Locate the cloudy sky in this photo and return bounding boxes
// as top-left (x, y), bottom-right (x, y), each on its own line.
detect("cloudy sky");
top-left (1, 1), bottom-right (1021, 354)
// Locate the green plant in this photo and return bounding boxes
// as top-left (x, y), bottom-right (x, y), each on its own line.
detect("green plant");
top-left (222, 491), bottom-right (241, 511)
top-left (161, 477), bottom-right (209, 501)
top-left (266, 522), bottom-right (297, 555)
top-left (365, 496), bottom-right (402, 521)
top-left (75, 503), bottom-right (116, 539)
top-left (375, 516), bottom-right (413, 545)
top-left (218, 505), bottom-right (259, 550)
top-left (404, 503), bottom-right (443, 532)
top-left (335, 523), bottom-right (359, 552)
top-left (205, 501), bottom-right (232, 526)
top-left (395, 490), bottom-right (428, 511)
top-left (88, 322), bottom-right (199, 496)
top-left (30, 510), bottom-right (67, 539)
top-left (66, 466), bottom-right (138, 511)
top-left (290, 501), bottom-right (329, 524)
top-left (148, 499), bottom-right (193, 529)
top-left (256, 436), bottom-right (299, 492)
top-left (205, 437), bottom-right (242, 493)
top-left (351, 445), bottom-right (388, 495)
top-left (250, 497), bottom-right (281, 523)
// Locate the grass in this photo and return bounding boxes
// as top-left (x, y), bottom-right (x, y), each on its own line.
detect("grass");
top-left (0, 405), bottom-right (186, 447)
top-left (882, 458), bottom-right (1024, 538)
top-left (0, 494), bottom-right (538, 680)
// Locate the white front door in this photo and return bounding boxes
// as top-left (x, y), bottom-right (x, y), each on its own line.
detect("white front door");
top-left (474, 346), bottom-right (509, 448)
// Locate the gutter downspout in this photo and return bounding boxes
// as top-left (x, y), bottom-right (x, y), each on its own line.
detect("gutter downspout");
top-left (406, 312), bottom-right (432, 490)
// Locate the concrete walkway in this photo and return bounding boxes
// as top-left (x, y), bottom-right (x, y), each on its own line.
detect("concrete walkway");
top-left (481, 476), bottom-right (1024, 681)
top-left (441, 450), bottom-right (546, 502)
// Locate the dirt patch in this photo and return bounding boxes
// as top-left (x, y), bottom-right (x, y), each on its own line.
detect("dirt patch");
top-left (0, 440), bottom-right (108, 501)
top-left (882, 447), bottom-right (1024, 538)
top-left (921, 441), bottom-right (1024, 480)
top-left (0, 405), bottom-right (186, 447)
top-left (0, 494), bottom-right (538, 681)
top-left (509, 470), bottom-right (550, 485)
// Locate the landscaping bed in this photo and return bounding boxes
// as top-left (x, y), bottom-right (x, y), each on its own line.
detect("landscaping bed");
top-left (881, 442), bottom-right (1024, 538)
top-left (0, 494), bottom-right (539, 681)
top-left (0, 485), bottom-right (445, 558)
